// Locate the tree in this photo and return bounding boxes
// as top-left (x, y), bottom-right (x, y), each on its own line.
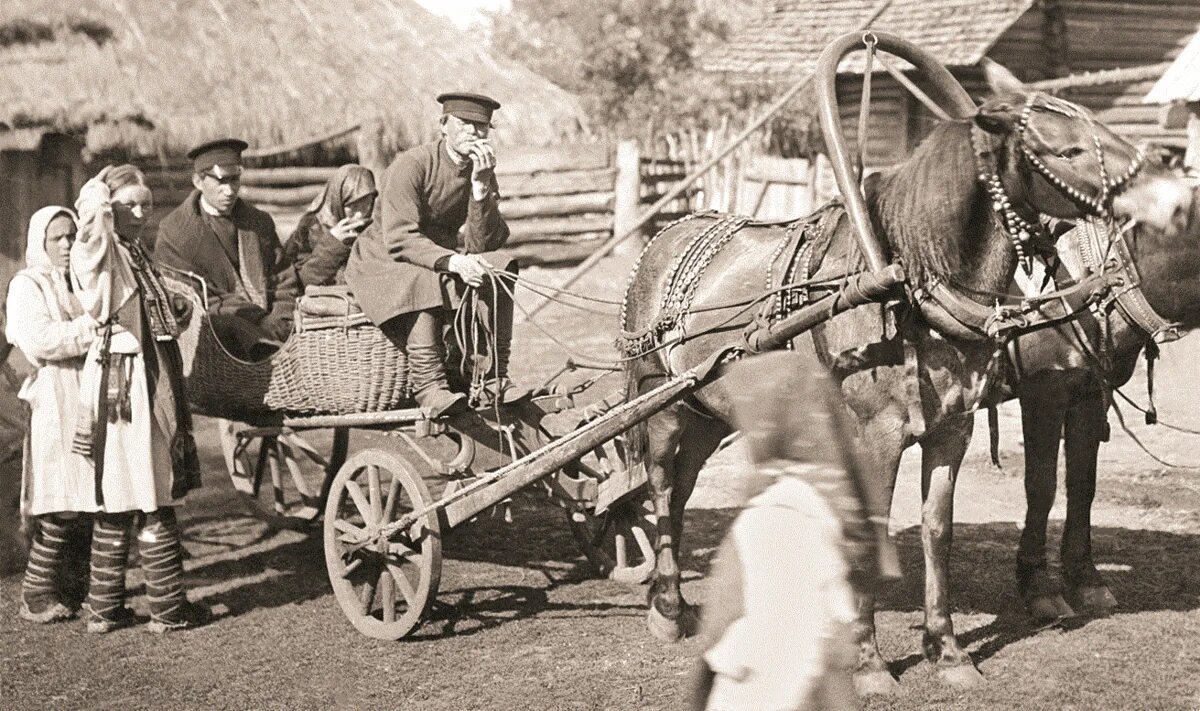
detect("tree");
top-left (485, 0), bottom-right (761, 138)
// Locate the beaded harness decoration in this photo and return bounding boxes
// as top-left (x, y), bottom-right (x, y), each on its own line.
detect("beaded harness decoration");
top-left (972, 93), bottom-right (1147, 274)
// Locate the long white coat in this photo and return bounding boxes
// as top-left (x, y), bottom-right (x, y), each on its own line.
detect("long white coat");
top-left (6, 206), bottom-right (97, 515)
top-left (71, 177), bottom-right (181, 513)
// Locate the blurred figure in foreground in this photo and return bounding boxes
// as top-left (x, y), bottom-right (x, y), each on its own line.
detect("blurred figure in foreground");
top-left (692, 350), bottom-right (899, 711)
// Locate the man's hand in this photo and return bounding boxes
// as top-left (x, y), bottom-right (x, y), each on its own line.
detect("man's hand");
top-left (447, 253), bottom-right (493, 288)
top-left (465, 139), bottom-right (496, 200)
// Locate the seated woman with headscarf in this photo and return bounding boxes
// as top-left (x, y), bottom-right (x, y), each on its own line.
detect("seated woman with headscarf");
top-left (286, 164), bottom-right (377, 289)
top-left (7, 206), bottom-right (97, 623)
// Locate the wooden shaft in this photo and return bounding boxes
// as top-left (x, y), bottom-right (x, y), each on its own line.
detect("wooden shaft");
top-left (518, 1), bottom-right (897, 323)
top-left (745, 264), bottom-right (906, 353)
top-left (815, 31), bottom-right (976, 275)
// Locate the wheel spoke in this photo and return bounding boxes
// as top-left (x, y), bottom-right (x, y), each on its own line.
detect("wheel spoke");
top-left (387, 562), bottom-right (418, 608)
top-left (379, 569), bottom-right (396, 623)
top-left (359, 569), bottom-right (378, 616)
top-left (367, 465), bottom-right (384, 523)
top-left (382, 472), bottom-right (403, 524)
top-left (333, 518), bottom-right (366, 538)
top-left (614, 531), bottom-right (628, 569)
top-left (267, 443), bottom-right (286, 514)
top-left (342, 557), bottom-right (362, 577)
top-left (344, 478), bottom-right (375, 526)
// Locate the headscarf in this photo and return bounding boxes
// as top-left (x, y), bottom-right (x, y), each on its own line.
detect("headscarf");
top-left (16, 205), bottom-right (81, 322)
top-left (306, 164), bottom-right (377, 229)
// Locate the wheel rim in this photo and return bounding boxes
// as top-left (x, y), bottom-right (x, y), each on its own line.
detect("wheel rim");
top-left (323, 449), bottom-right (441, 640)
top-left (227, 425), bottom-right (346, 527)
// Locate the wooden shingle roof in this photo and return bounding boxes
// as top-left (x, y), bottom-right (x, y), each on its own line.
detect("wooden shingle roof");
top-left (703, 0), bottom-right (1037, 81)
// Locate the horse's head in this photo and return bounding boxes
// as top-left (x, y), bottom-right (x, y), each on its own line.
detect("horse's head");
top-left (974, 60), bottom-right (1192, 238)
top-left (1123, 184), bottom-right (1200, 329)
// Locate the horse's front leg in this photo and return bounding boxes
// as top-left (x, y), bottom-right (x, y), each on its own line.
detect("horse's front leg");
top-left (919, 416), bottom-right (984, 687)
top-left (1061, 393), bottom-right (1118, 616)
top-left (644, 406), bottom-right (692, 642)
top-left (1016, 390), bottom-right (1076, 621)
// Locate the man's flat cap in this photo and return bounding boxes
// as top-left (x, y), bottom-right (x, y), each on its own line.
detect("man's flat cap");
top-left (187, 137), bottom-right (248, 176)
top-left (437, 92), bottom-right (501, 124)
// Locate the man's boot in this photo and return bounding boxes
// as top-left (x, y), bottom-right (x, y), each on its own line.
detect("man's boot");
top-left (407, 310), bottom-right (467, 417)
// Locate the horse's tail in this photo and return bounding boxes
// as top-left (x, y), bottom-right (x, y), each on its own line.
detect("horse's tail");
top-left (622, 361), bottom-right (649, 469)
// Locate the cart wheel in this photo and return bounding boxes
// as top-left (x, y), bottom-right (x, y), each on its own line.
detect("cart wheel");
top-left (568, 492), bottom-right (657, 585)
top-left (224, 422), bottom-right (348, 528)
top-left (324, 448), bottom-right (442, 640)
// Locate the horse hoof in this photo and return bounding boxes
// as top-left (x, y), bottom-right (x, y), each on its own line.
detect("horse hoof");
top-left (1026, 593), bottom-right (1076, 623)
top-left (853, 670), bottom-right (900, 697)
top-left (937, 663), bottom-right (985, 689)
top-left (1074, 585), bottom-right (1118, 617)
top-left (646, 605), bottom-right (685, 643)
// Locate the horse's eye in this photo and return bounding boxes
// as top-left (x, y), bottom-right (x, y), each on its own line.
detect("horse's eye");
top-left (1056, 146), bottom-right (1086, 160)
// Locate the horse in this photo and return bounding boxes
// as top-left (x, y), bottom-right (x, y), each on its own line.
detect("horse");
top-left (1004, 193), bottom-right (1200, 623)
top-left (618, 61), bottom-right (1194, 695)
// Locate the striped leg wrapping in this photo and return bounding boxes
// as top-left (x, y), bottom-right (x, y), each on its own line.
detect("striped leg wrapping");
top-left (22, 515), bottom-right (71, 611)
top-left (139, 518), bottom-right (186, 624)
top-left (84, 514), bottom-right (132, 621)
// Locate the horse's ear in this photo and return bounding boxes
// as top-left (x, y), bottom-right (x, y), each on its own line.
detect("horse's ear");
top-left (982, 58), bottom-right (1026, 94)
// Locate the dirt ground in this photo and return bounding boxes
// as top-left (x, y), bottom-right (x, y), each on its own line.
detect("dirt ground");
top-left (4, 254), bottom-right (1200, 710)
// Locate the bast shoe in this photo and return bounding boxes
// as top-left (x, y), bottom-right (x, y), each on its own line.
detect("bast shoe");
top-left (18, 600), bottom-right (76, 624)
top-left (83, 605), bottom-right (137, 634)
top-left (146, 601), bottom-right (213, 634)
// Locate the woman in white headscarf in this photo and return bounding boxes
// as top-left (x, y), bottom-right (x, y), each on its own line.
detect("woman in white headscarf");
top-left (7, 205), bottom-right (98, 623)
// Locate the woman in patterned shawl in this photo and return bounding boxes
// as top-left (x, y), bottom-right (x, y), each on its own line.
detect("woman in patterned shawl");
top-left (70, 164), bottom-right (207, 633)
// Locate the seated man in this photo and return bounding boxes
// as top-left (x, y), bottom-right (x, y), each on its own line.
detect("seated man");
top-left (155, 138), bottom-right (299, 360)
top-left (346, 92), bottom-right (525, 417)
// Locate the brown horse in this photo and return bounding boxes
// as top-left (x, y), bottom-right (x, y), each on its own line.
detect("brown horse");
top-left (1005, 199), bottom-right (1200, 623)
top-left (618, 68), bottom-right (1192, 694)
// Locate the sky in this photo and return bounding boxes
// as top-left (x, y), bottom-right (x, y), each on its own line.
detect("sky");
top-left (413, 0), bottom-right (511, 29)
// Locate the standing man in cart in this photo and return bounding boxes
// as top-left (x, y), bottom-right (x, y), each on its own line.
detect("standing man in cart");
top-left (346, 92), bottom-right (525, 417)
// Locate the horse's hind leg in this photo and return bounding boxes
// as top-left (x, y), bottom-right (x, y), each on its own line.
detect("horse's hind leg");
top-left (1061, 393), bottom-right (1118, 616)
top-left (643, 405), bottom-right (691, 642)
top-left (920, 417), bottom-right (984, 688)
top-left (1016, 390), bottom-right (1076, 622)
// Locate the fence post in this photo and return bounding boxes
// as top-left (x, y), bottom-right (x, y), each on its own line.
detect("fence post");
top-left (612, 139), bottom-right (644, 257)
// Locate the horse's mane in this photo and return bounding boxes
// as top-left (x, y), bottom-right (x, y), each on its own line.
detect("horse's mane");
top-left (867, 119), bottom-right (988, 286)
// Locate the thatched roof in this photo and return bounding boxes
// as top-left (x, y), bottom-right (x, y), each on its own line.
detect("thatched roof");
top-left (702, 0), bottom-right (1037, 81)
top-left (1146, 29), bottom-right (1200, 104)
top-left (0, 0), bottom-right (587, 157)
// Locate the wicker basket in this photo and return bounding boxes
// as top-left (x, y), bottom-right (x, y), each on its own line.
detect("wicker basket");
top-left (263, 290), bottom-right (411, 415)
top-left (185, 318), bottom-right (277, 420)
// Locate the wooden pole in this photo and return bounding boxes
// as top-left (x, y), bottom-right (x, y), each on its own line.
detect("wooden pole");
top-left (518, 0), bottom-right (895, 322)
top-left (611, 139), bottom-right (643, 257)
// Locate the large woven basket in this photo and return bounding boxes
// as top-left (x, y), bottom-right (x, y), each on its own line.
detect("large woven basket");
top-left (185, 319), bottom-right (277, 420)
top-left (263, 290), bottom-right (411, 415)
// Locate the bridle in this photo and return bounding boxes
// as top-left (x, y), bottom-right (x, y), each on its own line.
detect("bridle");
top-left (972, 93), bottom-right (1148, 272)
